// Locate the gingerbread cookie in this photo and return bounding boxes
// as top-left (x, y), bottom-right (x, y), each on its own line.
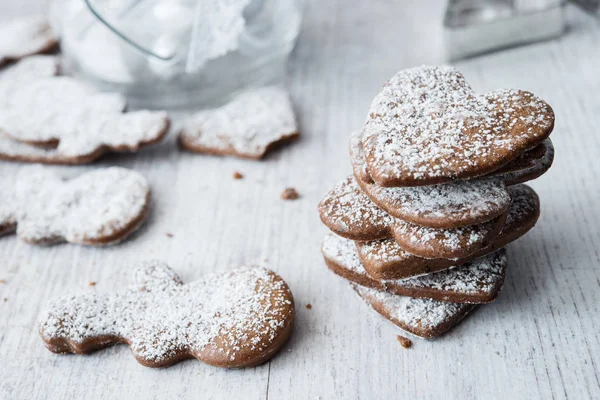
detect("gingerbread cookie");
top-left (353, 285), bottom-right (476, 339)
top-left (179, 86), bottom-right (299, 159)
top-left (0, 166), bottom-right (151, 246)
top-left (495, 139), bottom-right (549, 174)
top-left (352, 132), bottom-right (553, 189)
top-left (499, 139), bottom-right (554, 186)
top-left (392, 212), bottom-right (506, 259)
top-left (39, 262), bottom-right (295, 368)
top-left (0, 61), bottom-right (169, 164)
top-left (0, 16), bottom-right (58, 67)
top-left (351, 131), bottom-right (510, 228)
top-left (318, 176), bottom-right (393, 240)
top-left (319, 175), bottom-right (507, 259)
top-left (357, 185), bottom-right (540, 280)
top-left (0, 56), bottom-right (60, 109)
top-left (322, 233), bottom-right (507, 304)
top-left (362, 66), bottom-right (554, 187)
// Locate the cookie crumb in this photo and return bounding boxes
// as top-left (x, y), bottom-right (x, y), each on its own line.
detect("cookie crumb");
top-left (281, 188), bottom-right (300, 200)
top-left (89, 281), bottom-right (97, 287)
top-left (233, 171), bottom-right (244, 180)
top-left (2, 298), bottom-right (7, 302)
top-left (166, 232), bottom-right (174, 238)
top-left (0, 279), bottom-right (6, 284)
top-left (305, 303), bottom-right (312, 309)
top-left (396, 335), bottom-right (412, 349)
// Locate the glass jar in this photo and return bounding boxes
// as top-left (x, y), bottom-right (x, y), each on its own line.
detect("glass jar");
top-left (50, 0), bottom-right (301, 109)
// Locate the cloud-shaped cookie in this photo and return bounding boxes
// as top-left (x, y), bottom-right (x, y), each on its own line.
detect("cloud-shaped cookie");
top-left (0, 58), bottom-right (169, 164)
top-left (39, 262), bottom-right (295, 368)
top-left (0, 16), bottom-right (58, 66)
top-left (1, 166), bottom-right (151, 246)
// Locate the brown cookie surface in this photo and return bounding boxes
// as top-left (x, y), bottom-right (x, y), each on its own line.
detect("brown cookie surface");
top-left (357, 185), bottom-right (540, 280)
top-left (0, 16), bottom-right (58, 66)
top-left (499, 139), bottom-right (554, 186)
top-left (353, 285), bottom-right (476, 339)
top-left (322, 233), bottom-right (507, 304)
top-left (495, 139), bottom-right (549, 174)
top-left (350, 131), bottom-right (512, 228)
top-left (391, 212), bottom-right (506, 259)
top-left (1, 166), bottom-right (151, 246)
top-left (39, 262), bottom-right (295, 368)
top-left (318, 176), bottom-right (393, 240)
top-left (179, 86), bottom-right (299, 159)
top-left (352, 132), bottom-right (553, 189)
top-left (319, 175), bottom-right (506, 259)
top-left (362, 66), bottom-right (554, 187)
top-left (0, 60), bottom-right (169, 164)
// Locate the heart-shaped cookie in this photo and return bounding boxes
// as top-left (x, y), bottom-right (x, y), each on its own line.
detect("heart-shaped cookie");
top-left (1, 166), bottom-right (151, 246)
top-left (499, 139), bottom-right (554, 186)
top-left (318, 176), bottom-right (394, 241)
top-left (322, 233), bottom-right (507, 304)
top-left (353, 285), bottom-right (476, 339)
top-left (318, 176), bottom-right (507, 259)
top-left (357, 185), bottom-right (540, 280)
top-left (362, 66), bottom-right (554, 187)
top-left (39, 262), bottom-right (295, 368)
top-left (392, 213), bottom-right (506, 259)
top-left (350, 131), bottom-right (549, 228)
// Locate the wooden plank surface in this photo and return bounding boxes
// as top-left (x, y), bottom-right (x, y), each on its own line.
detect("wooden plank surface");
top-left (1, 1), bottom-right (599, 399)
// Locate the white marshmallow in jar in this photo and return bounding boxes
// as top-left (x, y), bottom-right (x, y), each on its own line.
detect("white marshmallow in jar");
top-left (50, 0), bottom-right (302, 109)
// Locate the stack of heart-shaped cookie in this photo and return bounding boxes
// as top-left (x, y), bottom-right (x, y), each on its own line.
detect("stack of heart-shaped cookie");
top-left (319, 66), bottom-right (555, 339)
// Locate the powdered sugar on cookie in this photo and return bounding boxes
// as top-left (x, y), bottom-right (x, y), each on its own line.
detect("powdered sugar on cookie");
top-left (0, 56), bottom-right (59, 109)
top-left (39, 262), bottom-right (295, 368)
top-left (2, 166), bottom-right (151, 246)
top-left (350, 131), bottom-right (511, 228)
top-left (355, 184), bottom-right (539, 280)
top-left (323, 233), bottom-right (506, 301)
top-left (370, 179), bottom-right (510, 227)
top-left (318, 176), bottom-right (394, 240)
top-left (392, 213), bottom-right (505, 259)
top-left (354, 285), bottom-right (475, 338)
top-left (362, 66), bottom-right (554, 186)
top-left (399, 250), bottom-right (505, 295)
top-left (0, 75), bottom-right (169, 163)
top-left (322, 233), bottom-right (363, 274)
top-left (356, 238), bottom-right (415, 268)
top-left (319, 175), bottom-right (507, 252)
top-left (0, 16), bottom-right (57, 66)
top-left (179, 86), bottom-right (299, 159)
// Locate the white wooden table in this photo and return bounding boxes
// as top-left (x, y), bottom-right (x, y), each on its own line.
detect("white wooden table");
top-left (1, 1), bottom-right (599, 399)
